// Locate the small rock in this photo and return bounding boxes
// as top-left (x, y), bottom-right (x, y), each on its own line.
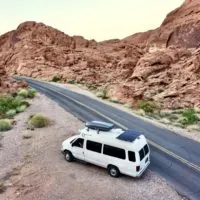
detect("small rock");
top-left (135, 109), bottom-right (146, 116)
top-left (159, 118), bottom-right (171, 124)
top-left (187, 124), bottom-right (200, 131)
top-left (22, 131), bottom-right (33, 139)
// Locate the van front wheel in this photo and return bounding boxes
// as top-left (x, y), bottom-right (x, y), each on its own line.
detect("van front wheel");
top-left (108, 165), bottom-right (120, 178)
top-left (64, 150), bottom-right (74, 162)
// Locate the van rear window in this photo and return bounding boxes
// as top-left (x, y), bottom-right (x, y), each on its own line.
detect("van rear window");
top-left (139, 149), bottom-right (145, 161)
top-left (144, 144), bottom-right (149, 154)
top-left (139, 144), bottom-right (149, 161)
top-left (128, 151), bottom-right (136, 162)
top-left (103, 145), bottom-right (125, 160)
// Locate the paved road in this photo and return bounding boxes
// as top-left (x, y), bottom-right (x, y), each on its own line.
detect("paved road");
top-left (17, 77), bottom-right (200, 199)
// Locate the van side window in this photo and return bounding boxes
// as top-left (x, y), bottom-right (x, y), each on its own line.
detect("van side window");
top-left (72, 138), bottom-right (84, 148)
top-left (103, 145), bottom-right (125, 160)
top-left (86, 140), bottom-right (102, 153)
top-left (128, 151), bottom-right (136, 162)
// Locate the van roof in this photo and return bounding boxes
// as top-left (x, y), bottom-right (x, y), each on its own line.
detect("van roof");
top-left (80, 127), bottom-right (147, 152)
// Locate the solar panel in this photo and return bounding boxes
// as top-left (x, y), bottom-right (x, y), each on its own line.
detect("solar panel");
top-left (85, 121), bottom-right (114, 131)
top-left (117, 129), bottom-right (141, 142)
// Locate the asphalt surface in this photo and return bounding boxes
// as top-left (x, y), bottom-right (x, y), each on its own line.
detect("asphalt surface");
top-left (16, 77), bottom-right (200, 200)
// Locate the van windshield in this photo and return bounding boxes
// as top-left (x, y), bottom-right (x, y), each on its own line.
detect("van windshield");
top-left (70, 137), bottom-right (77, 144)
top-left (139, 144), bottom-right (149, 161)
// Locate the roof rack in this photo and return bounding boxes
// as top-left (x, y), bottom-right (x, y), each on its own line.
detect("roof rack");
top-left (117, 129), bottom-right (141, 142)
top-left (85, 121), bottom-right (114, 132)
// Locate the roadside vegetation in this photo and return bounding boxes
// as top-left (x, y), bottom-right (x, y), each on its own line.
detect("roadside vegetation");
top-left (96, 88), bottom-right (108, 99)
top-left (52, 75), bottom-right (62, 82)
top-left (49, 79), bottom-right (200, 132)
top-left (28, 114), bottom-right (50, 129)
top-left (0, 119), bottom-right (12, 132)
top-left (0, 88), bottom-right (37, 132)
top-left (134, 101), bottom-right (200, 131)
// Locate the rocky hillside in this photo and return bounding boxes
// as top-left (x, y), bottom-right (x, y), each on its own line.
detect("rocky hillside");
top-left (0, 0), bottom-right (200, 108)
top-left (0, 65), bottom-right (27, 93)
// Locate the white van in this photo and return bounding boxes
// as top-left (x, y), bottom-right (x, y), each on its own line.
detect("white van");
top-left (61, 121), bottom-right (150, 178)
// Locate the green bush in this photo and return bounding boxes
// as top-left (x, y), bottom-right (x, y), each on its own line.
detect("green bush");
top-left (52, 75), bottom-right (61, 82)
top-left (181, 108), bottom-right (198, 125)
top-left (0, 95), bottom-right (30, 119)
top-left (138, 101), bottom-right (156, 113)
top-left (5, 109), bottom-right (17, 118)
top-left (18, 89), bottom-right (28, 98)
top-left (0, 119), bottom-right (12, 132)
top-left (29, 114), bottom-right (50, 128)
top-left (67, 80), bottom-right (76, 84)
top-left (109, 99), bottom-right (121, 104)
top-left (20, 101), bottom-right (30, 107)
top-left (27, 88), bottom-right (37, 98)
top-left (10, 92), bottom-right (18, 98)
top-left (16, 105), bottom-right (27, 113)
top-left (0, 95), bottom-right (21, 114)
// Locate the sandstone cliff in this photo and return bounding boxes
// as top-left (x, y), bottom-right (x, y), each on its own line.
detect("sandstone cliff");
top-left (0, 0), bottom-right (200, 108)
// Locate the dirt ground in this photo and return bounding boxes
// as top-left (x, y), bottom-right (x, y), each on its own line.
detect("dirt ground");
top-left (0, 94), bottom-right (184, 200)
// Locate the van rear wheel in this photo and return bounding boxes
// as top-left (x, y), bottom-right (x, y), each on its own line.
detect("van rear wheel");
top-left (108, 165), bottom-right (120, 178)
top-left (64, 150), bottom-right (74, 162)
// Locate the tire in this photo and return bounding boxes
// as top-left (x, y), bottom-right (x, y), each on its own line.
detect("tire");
top-left (64, 150), bottom-right (74, 162)
top-left (108, 165), bottom-right (120, 178)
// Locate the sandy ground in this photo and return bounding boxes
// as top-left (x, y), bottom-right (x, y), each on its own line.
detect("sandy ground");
top-left (51, 82), bottom-right (200, 143)
top-left (0, 94), bottom-right (185, 200)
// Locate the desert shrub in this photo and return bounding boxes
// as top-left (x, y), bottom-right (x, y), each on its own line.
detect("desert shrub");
top-left (0, 119), bottom-right (12, 132)
top-left (68, 80), bottom-right (76, 84)
top-left (168, 114), bottom-right (179, 121)
top-left (194, 107), bottom-right (200, 113)
top-left (135, 109), bottom-right (146, 116)
top-left (20, 101), bottom-right (30, 107)
top-left (16, 105), bottom-right (27, 113)
top-left (27, 88), bottom-right (37, 98)
top-left (109, 99), bottom-right (121, 104)
top-left (137, 101), bottom-right (156, 113)
top-left (171, 109), bottom-right (184, 114)
top-left (5, 109), bottom-right (17, 118)
top-left (29, 114), bottom-right (50, 128)
top-left (52, 75), bottom-right (61, 82)
top-left (10, 92), bottom-right (18, 98)
top-left (124, 103), bottom-right (133, 109)
top-left (96, 89), bottom-right (108, 99)
top-left (181, 108), bottom-right (198, 125)
top-left (18, 89), bottom-right (28, 98)
top-left (87, 85), bottom-right (97, 91)
top-left (0, 95), bottom-right (21, 114)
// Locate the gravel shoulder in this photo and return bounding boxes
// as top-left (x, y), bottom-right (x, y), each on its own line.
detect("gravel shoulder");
top-left (51, 82), bottom-right (200, 143)
top-left (0, 93), bottom-right (184, 200)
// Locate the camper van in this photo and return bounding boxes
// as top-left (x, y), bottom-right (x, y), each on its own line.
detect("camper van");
top-left (61, 121), bottom-right (150, 178)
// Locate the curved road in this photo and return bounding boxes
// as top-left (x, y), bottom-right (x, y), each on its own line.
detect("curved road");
top-left (16, 77), bottom-right (200, 199)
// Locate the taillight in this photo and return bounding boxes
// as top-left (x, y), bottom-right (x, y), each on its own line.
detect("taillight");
top-left (136, 166), bottom-right (140, 172)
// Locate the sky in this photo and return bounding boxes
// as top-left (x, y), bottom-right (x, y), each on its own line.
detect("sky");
top-left (0, 0), bottom-right (184, 41)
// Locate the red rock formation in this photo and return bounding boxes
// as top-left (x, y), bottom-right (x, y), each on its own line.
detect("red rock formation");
top-left (0, 0), bottom-right (200, 108)
top-left (0, 65), bottom-right (27, 93)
